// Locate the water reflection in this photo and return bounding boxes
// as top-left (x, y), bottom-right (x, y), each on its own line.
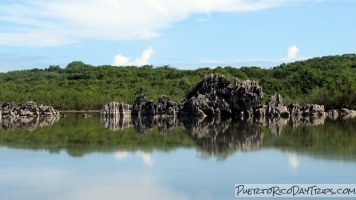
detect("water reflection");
top-left (0, 113), bottom-right (355, 161)
top-left (101, 114), bottom-right (333, 136)
top-left (114, 151), bottom-right (155, 167)
top-left (101, 115), bottom-right (264, 157)
top-left (183, 117), bottom-right (263, 158)
top-left (0, 116), bottom-right (60, 131)
top-left (100, 114), bottom-right (356, 160)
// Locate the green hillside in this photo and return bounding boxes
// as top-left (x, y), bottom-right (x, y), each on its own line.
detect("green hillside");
top-left (0, 54), bottom-right (355, 110)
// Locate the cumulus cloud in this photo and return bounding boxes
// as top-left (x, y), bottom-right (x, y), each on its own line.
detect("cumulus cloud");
top-left (0, 0), bottom-right (295, 46)
top-left (287, 44), bottom-right (299, 60)
top-left (113, 47), bottom-right (155, 66)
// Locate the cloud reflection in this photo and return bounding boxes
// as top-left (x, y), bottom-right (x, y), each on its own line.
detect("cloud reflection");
top-left (288, 152), bottom-right (299, 170)
top-left (0, 167), bottom-right (189, 200)
top-left (51, 175), bottom-right (189, 200)
top-left (114, 151), bottom-right (154, 167)
top-left (114, 151), bottom-right (129, 160)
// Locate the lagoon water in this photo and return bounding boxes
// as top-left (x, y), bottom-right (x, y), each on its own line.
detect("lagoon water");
top-left (0, 113), bottom-right (355, 199)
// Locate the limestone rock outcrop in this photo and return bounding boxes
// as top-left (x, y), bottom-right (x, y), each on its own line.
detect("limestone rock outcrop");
top-left (301, 104), bottom-right (325, 117)
top-left (179, 74), bottom-right (262, 116)
top-left (100, 73), bottom-right (356, 120)
top-left (266, 93), bottom-right (289, 118)
top-left (131, 94), bottom-right (178, 116)
top-left (288, 102), bottom-right (302, 116)
top-left (180, 74), bottom-right (232, 116)
top-left (101, 101), bottom-right (131, 116)
top-left (0, 101), bottom-right (60, 118)
top-left (228, 80), bottom-right (263, 114)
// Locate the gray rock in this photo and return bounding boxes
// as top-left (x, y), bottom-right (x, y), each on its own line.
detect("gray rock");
top-left (228, 80), bottom-right (263, 113)
top-left (181, 74), bottom-right (263, 116)
top-left (253, 105), bottom-right (267, 117)
top-left (179, 95), bottom-right (209, 117)
top-left (0, 101), bottom-right (60, 118)
top-left (301, 104), bottom-right (325, 117)
top-left (266, 93), bottom-right (289, 118)
top-left (157, 95), bottom-right (178, 115)
top-left (101, 101), bottom-right (132, 116)
top-left (288, 102), bottom-right (302, 116)
top-left (181, 74), bottom-right (233, 116)
top-left (131, 94), bottom-right (151, 115)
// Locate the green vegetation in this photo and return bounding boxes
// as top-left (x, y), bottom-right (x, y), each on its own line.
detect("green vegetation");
top-left (0, 54), bottom-right (355, 110)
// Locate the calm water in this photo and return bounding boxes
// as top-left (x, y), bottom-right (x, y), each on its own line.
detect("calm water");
top-left (0, 114), bottom-right (355, 200)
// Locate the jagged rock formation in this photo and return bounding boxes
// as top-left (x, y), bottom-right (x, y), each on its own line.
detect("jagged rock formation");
top-left (104, 74), bottom-right (263, 117)
top-left (266, 93), bottom-right (289, 118)
top-left (101, 101), bottom-right (131, 116)
top-left (228, 80), bottom-right (263, 114)
top-left (100, 73), bottom-right (356, 120)
top-left (179, 74), bottom-right (232, 116)
top-left (178, 95), bottom-right (211, 116)
top-left (0, 101), bottom-right (60, 118)
top-left (180, 74), bottom-right (262, 116)
top-left (157, 95), bottom-right (178, 115)
top-left (131, 94), bottom-right (178, 116)
top-left (301, 104), bottom-right (325, 117)
top-left (288, 102), bottom-right (302, 116)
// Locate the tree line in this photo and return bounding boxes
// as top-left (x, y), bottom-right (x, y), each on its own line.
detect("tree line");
top-left (0, 54), bottom-right (354, 110)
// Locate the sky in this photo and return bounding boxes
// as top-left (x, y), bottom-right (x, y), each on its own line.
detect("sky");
top-left (0, 0), bottom-right (355, 71)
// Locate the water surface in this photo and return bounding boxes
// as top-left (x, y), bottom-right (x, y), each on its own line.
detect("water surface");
top-left (0, 114), bottom-right (355, 199)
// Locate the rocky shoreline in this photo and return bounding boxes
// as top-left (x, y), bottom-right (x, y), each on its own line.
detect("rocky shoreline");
top-left (101, 74), bottom-right (356, 120)
top-left (0, 101), bottom-right (60, 118)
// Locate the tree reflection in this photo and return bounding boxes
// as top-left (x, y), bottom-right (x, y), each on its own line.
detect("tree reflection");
top-left (0, 113), bottom-right (355, 160)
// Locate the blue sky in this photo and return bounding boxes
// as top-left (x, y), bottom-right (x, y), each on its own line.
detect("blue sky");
top-left (0, 0), bottom-right (355, 71)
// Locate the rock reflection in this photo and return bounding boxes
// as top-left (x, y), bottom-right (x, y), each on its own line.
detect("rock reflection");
top-left (100, 114), bottom-right (340, 158)
top-left (0, 116), bottom-right (60, 131)
top-left (101, 115), bottom-right (264, 157)
top-left (101, 115), bottom-right (182, 134)
top-left (132, 116), bottom-right (182, 135)
top-left (101, 116), bottom-right (132, 131)
top-left (266, 117), bottom-right (288, 136)
top-left (183, 117), bottom-right (263, 157)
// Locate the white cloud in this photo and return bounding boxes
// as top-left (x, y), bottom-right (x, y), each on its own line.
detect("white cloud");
top-left (0, 0), bottom-right (296, 46)
top-left (287, 44), bottom-right (299, 60)
top-left (113, 47), bottom-right (155, 66)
